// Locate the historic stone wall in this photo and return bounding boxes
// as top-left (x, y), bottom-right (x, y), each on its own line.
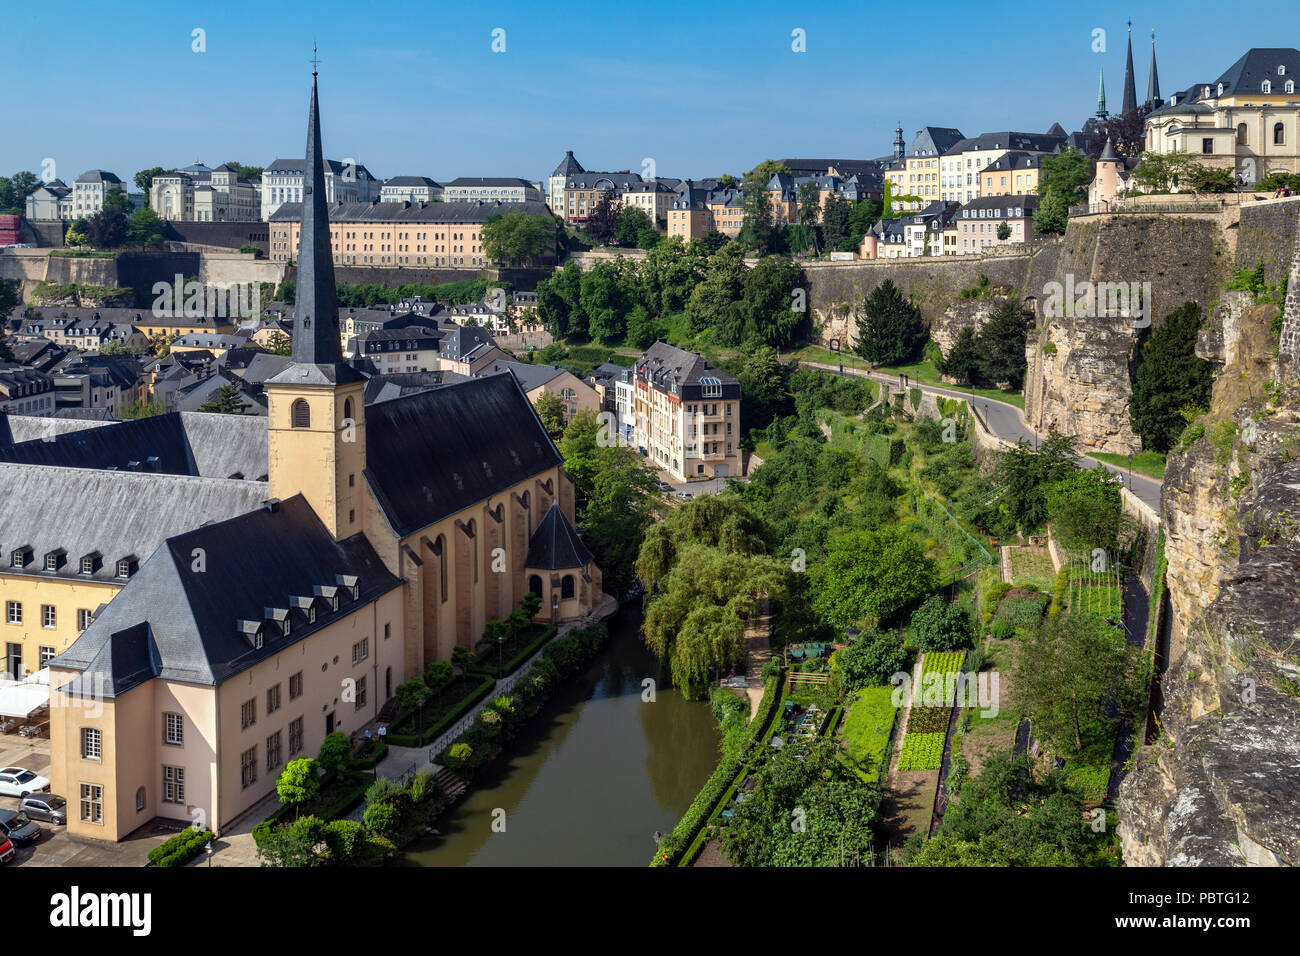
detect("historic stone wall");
top-left (1235, 195), bottom-right (1300, 287)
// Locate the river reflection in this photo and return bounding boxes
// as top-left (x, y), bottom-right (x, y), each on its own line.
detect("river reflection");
top-left (396, 605), bottom-right (720, 867)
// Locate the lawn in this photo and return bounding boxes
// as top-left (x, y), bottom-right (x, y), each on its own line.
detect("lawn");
top-left (1008, 546), bottom-right (1056, 591)
top-left (1089, 451), bottom-right (1167, 480)
top-left (840, 686), bottom-right (897, 782)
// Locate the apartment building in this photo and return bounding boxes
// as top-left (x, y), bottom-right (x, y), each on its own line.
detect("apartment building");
top-left (939, 131), bottom-right (1066, 203)
top-left (441, 178), bottom-right (543, 203)
top-left (885, 128), bottom-right (964, 212)
top-left (260, 157), bottom-right (377, 220)
top-left (380, 177), bottom-right (442, 203)
top-left (954, 195), bottom-right (1040, 254)
top-left (633, 342), bottom-right (741, 481)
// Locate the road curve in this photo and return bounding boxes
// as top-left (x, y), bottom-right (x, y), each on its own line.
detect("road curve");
top-left (801, 361), bottom-right (1162, 513)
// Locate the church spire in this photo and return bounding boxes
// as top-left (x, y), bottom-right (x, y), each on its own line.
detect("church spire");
top-left (1097, 68), bottom-right (1109, 119)
top-left (293, 57), bottom-right (344, 367)
top-left (1146, 29), bottom-right (1161, 108)
top-left (1121, 20), bottom-right (1138, 114)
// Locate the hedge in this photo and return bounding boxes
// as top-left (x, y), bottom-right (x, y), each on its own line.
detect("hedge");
top-left (351, 739), bottom-right (388, 770)
top-left (252, 771), bottom-right (373, 848)
top-left (651, 672), bottom-right (782, 867)
top-left (147, 827), bottom-right (213, 867)
top-left (472, 625), bottom-right (557, 678)
top-left (386, 673), bottom-right (497, 747)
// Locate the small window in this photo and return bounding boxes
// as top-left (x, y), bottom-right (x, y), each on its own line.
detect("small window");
top-left (42, 605), bottom-right (56, 628)
top-left (164, 712), bottom-right (184, 745)
top-left (291, 398), bottom-right (310, 428)
top-left (136, 787), bottom-right (146, 812)
top-left (117, 559), bottom-right (133, 579)
top-left (81, 727), bottom-right (101, 760)
top-left (80, 556), bottom-right (95, 574)
top-left (77, 609), bottom-right (93, 631)
top-left (1275, 123), bottom-right (1286, 146)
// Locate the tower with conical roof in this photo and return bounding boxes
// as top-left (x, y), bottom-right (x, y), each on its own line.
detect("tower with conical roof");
top-left (1097, 68), bottom-right (1109, 119)
top-left (1146, 30), bottom-right (1161, 108)
top-left (1122, 21), bottom-right (1138, 114)
top-left (1090, 137), bottom-right (1125, 208)
top-left (267, 54), bottom-right (368, 540)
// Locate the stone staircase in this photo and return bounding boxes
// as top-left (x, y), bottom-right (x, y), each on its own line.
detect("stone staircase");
top-left (434, 768), bottom-right (467, 802)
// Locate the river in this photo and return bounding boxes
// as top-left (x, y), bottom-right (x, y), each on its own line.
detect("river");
top-left (396, 605), bottom-right (721, 866)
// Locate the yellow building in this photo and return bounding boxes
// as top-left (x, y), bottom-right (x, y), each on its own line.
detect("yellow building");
top-left (977, 151), bottom-right (1044, 197)
top-left (884, 127), bottom-right (964, 213)
top-left (40, 72), bottom-right (605, 843)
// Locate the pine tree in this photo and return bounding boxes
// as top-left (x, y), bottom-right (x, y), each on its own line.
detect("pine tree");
top-left (974, 299), bottom-right (1031, 389)
top-left (198, 383), bottom-right (251, 415)
top-left (851, 279), bottom-right (926, 367)
top-left (1129, 302), bottom-right (1214, 452)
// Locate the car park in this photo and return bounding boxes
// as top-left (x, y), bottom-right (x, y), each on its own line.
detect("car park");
top-left (0, 767), bottom-right (50, 797)
top-left (18, 794), bottom-right (66, 825)
top-left (0, 809), bottom-right (41, 845)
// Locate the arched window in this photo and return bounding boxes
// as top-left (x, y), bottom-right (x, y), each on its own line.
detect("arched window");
top-left (561, 575), bottom-right (575, 600)
top-left (343, 396), bottom-right (354, 424)
top-left (436, 534), bottom-right (447, 602)
top-left (1237, 123), bottom-right (1249, 145)
top-left (291, 398), bottom-right (310, 428)
top-left (521, 490), bottom-right (530, 509)
top-left (528, 574), bottom-right (543, 597)
top-left (1275, 123), bottom-right (1287, 146)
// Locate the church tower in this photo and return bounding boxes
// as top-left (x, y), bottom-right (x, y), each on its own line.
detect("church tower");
top-left (1096, 68), bottom-right (1109, 119)
top-left (1121, 21), bottom-right (1138, 114)
top-left (1146, 30), bottom-right (1161, 109)
top-left (266, 58), bottom-right (368, 540)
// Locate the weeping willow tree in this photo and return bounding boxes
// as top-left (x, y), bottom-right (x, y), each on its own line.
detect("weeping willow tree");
top-left (636, 497), bottom-right (790, 698)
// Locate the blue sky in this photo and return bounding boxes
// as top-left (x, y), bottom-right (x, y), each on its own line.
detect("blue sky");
top-left (5, 1), bottom-right (1294, 187)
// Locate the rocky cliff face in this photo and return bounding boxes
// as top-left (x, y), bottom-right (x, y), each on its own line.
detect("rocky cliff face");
top-left (1118, 283), bottom-right (1300, 866)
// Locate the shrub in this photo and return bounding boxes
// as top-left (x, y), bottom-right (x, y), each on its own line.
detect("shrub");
top-left (444, 742), bottom-right (474, 772)
top-left (317, 732), bottom-right (351, 778)
top-left (990, 619), bottom-right (1015, 640)
top-left (147, 827), bottom-right (213, 867)
top-left (364, 776), bottom-right (407, 808)
top-left (323, 820), bottom-right (363, 861)
top-left (909, 595), bottom-right (972, 651)
top-left (362, 800), bottom-right (401, 838)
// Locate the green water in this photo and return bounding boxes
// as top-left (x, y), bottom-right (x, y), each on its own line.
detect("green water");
top-left (397, 605), bottom-right (721, 866)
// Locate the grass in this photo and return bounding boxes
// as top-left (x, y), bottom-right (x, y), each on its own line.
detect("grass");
top-left (1089, 451), bottom-right (1167, 480)
top-left (785, 346), bottom-right (1026, 410)
top-left (840, 686), bottom-right (898, 782)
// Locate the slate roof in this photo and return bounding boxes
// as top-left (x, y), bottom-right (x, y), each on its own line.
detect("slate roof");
top-left (264, 158), bottom-right (375, 180)
top-left (362, 370), bottom-right (470, 405)
top-left (438, 324), bottom-right (497, 361)
top-left (551, 151), bottom-right (585, 177)
top-left (945, 131), bottom-right (1066, 155)
top-left (909, 127), bottom-right (966, 157)
top-left (363, 374), bottom-right (562, 538)
top-left (52, 495), bottom-right (401, 695)
top-left (524, 501), bottom-right (594, 571)
top-left (0, 413), bottom-right (109, 445)
top-left (1211, 48), bottom-right (1300, 97)
top-left (982, 151), bottom-right (1046, 173)
top-left (482, 360), bottom-right (564, 392)
top-left (635, 341), bottom-right (738, 393)
top-left (0, 462), bottom-right (267, 586)
top-left (0, 411), bottom-right (268, 480)
top-left (75, 170), bottom-right (123, 184)
top-left (444, 177), bottom-right (535, 189)
top-left (384, 176), bottom-right (440, 187)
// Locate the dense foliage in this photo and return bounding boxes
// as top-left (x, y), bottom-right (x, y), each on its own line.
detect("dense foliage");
top-left (1129, 302), bottom-right (1215, 452)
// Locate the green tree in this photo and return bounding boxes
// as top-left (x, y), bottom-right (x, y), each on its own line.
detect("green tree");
top-left (740, 255), bottom-right (803, 348)
top-left (197, 383), bottom-right (250, 415)
top-left (797, 180), bottom-right (821, 230)
top-left (821, 194), bottom-right (851, 252)
top-left (1130, 149), bottom-right (1201, 193)
top-left (837, 629), bottom-right (909, 687)
top-left (316, 732), bottom-right (351, 778)
top-left (534, 390), bottom-right (566, 438)
top-left (86, 208), bottom-right (129, 248)
top-left (851, 279), bottom-right (927, 366)
top-left (1035, 147), bottom-right (1093, 235)
top-left (684, 242), bottom-right (747, 342)
top-left (939, 326), bottom-right (980, 383)
top-left (482, 210), bottom-right (556, 264)
top-left (1043, 466), bottom-right (1125, 552)
top-left (909, 595), bottom-right (972, 651)
top-left (275, 758), bottom-right (322, 819)
top-left (810, 526), bottom-right (937, 629)
top-left (578, 260), bottom-right (628, 343)
top-left (974, 298), bottom-right (1031, 389)
top-left (127, 207), bottom-right (170, 247)
top-left (265, 331), bottom-right (292, 356)
top-left (614, 205), bottom-right (652, 247)
top-left (65, 218), bottom-right (90, 247)
top-left (738, 174), bottom-right (775, 255)
top-left (134, 167), bottom-right (172, 193)
top-left (0, 171), bottom-right (40, 214)
top-left (585, 192), bottom-right (620, 246)
top-left (625, 304), bottom-right (659, 349)
top-left (992, 429), bottom-right (1080, 534)
top-left (1016, 612), bottom-right (1145, 754)
top-left (1129, 302), bottom-right (1214, 452)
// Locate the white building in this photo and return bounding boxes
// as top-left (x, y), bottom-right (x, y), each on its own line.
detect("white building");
top-left (440, 178), bottom-right (543, 203)
top-left (69, 170), bottom-right (124, 219)
top-left (380, 177), bottom-right (442, 203)
top-left (260, 158), bottom-right (377, 220)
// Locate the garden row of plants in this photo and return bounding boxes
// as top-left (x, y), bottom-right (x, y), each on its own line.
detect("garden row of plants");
top-left (650, 669), bottom-right (783, 867)
top-left (146, 827), bottom-right (214, 867)
top-left (897, 650), bottom-right (967, 772)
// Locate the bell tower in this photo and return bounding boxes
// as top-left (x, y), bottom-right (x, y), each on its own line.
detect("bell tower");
top-left (266, 56), bottom-right (367, 540)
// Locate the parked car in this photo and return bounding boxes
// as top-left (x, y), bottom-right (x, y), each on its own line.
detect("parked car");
top-left (654, 481), bottom-right (673, 492)
top-left (0, 809), bottom-right (41, 845)
top-left (19, 794), bottom-right (66, 825)
top-left (0, 835), bottom-right (13, 865)
top-left (0, 767), bottom-right (50, 797)
top-left (676, 491), bottom-right (693, 500)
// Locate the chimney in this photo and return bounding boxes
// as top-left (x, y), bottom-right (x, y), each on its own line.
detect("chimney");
top-left (262, 498), bottom-right (280, 513)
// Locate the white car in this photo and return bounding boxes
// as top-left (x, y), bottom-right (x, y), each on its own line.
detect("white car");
top-left (0, 767), bottom-right (51, 797)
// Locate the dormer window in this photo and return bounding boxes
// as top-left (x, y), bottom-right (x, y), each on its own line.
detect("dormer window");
top-left (1262, 80), bottom-right (1272, 94)
top-left (1287, 81), bottom-right (1295, 95)
top-left (11, 547), bottom-right (31, 569)
top-left (1280, 66), bottom-right (1287, 76)
top-left (284, 616), bottom-right (292, 635)
top-left (80, 552), bottom-right (101, 575)
top-left (308, 606), bottom-right (316, 623)
top-left (44, 549), bottom-right (65, 572)
top-left (116, 556), bottom-right (137, 579)
top-left (331, 594), bottom-right (339, 612)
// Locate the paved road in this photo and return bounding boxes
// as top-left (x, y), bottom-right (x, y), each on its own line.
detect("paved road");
top-left (803, 362), bottom-right (1163, 513)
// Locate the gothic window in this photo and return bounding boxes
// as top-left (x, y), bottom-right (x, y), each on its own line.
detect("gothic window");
top-left (343, 396), bottom-right (354, 423)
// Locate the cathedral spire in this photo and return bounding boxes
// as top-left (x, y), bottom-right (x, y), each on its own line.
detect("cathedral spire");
top-left (1097, 68), bottom-right (1109, 119)
top-left (292, 60), bottom-right (344, 368)
top-left (1121, 20), bottom-right (1138, 114)
top-left (1146, 29), bottom-right (1161, 108)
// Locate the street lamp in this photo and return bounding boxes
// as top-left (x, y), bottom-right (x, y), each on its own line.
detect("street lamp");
top-left (1128, 452), bottom-right (1134, 487)
top-left (498, 631), bottom-right (505, 679)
